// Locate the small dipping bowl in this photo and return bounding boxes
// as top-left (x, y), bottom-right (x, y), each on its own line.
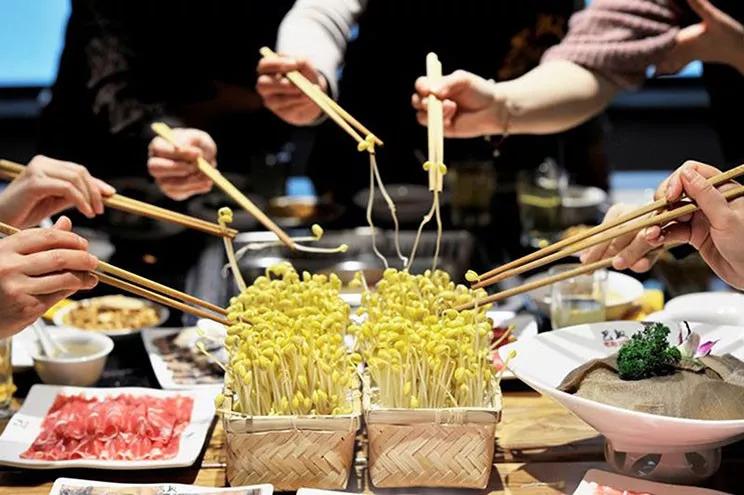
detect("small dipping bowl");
top-left (31, 328), bottom-right (114, 387)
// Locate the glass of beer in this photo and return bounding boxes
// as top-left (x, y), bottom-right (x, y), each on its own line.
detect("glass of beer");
top-left (517, 158), bottom-right (567, 248)
top-left (550, 264), bottom-right (607, 329)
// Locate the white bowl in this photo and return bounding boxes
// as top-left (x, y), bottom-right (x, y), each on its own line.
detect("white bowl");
top-left (31, 328), bottom-right (114, 387)
top-left (499, 321), bottom-right (744, 482)
top-left (53, 296), bottom-right (169, 337)
top-left (660, 292), bottom-right (744, 326)
top-left (525, 270), bottom-right (644, 319)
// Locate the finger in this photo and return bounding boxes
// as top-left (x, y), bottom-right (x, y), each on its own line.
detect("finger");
top-left (411, 93), bottom-right (424, 111)
top-left (264, 93), bottom-right (314, 110)
top-left (681, 167), bottom-right (734, 230)
top-left (149, 137), bottom-right (201, 161)
top-left (53, 216), bottom-right (73, 232)
top-left (687, 0), bottom-right (719, 21)
top-left (22, 249), bottom-right (99, 276)
top-left (613, 230), bottom-right (665, 270)
top-left (414, 76), bottom-right (432, 97)
top-left (148, 157), bottom-right (199, 178)
top-left (658, 222), bottom-right (694, 245)
top-left (432, 70), bottom-right (473, 99)
top-left (29, 177), bottom-right (96, 219)
top-left (628, 249), bottom-right (663, 274)
top-left (256, 76), bottom-right (302, 96)
top-left (660, 160), bottom-right (723, 202)
top-left (257, 56), bottom-right (301, 75)
top-left (25, 271), bottom-right (98, 296)
top-left (47, 167), bottom-right (96, 217)
top-left (415, 110), bottom-right (428, 127)
top-left (6, 228), bottom-right (88, 255)
top-left (184, 130), bottom-right (217, 161)
top-left (93, 178), bottom-right (116, 197)
top-left (81, 168), bottom-right (104, 215)
top-left (442, 100), bottom-right (458, 124)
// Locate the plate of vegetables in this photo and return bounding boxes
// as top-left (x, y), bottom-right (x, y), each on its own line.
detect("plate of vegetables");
top-left (500, 321), bottom-right (744, 483)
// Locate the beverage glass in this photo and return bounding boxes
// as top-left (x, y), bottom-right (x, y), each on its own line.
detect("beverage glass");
top-left (0, 337), bottom-right (14, 416)
top-left (517, 158), bottom-right (567, 248)
top-left (550, 264), bottom-right (607, 329)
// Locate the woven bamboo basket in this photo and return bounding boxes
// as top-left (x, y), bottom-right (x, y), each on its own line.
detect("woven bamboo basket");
top-left (364, 381), bottom-right (502, 489)
top-left (222, 379), bottom-right (362, 491)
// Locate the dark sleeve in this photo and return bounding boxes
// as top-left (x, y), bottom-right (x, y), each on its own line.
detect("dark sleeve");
top-left (79, 1), bottom-right (182, 139)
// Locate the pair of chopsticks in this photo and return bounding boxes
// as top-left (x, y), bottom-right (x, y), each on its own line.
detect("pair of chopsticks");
top-left (457, 164), bottom-right (744, 310)
top-left (259, 47), bottom-right (383, 150)
top-left (0, 221), bottom-right (229, 325)
top-left (0, 159), bottom-right (237, 239)
top-left (149, 123), bottom-right (295, 248)
top-left (425, 52), bottom-right (444, 193)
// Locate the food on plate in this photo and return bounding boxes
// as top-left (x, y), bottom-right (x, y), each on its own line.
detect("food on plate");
top-left (351, 268), bottom-right (505, 408)
top-left (560, 323), bottom-right (744, 420)
top-left (21, 393), bottom-right (193, 461)
top-left (153, 329), bottom-right (224, 386)
top-left (574, 481), bottom-right (652, 495)
top-left (63, 296), bottom-right (160, 331)
top-left (220, 262), bottom-right (359, 416)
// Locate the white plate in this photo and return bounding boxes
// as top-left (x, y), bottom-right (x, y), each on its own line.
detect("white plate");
top-left (500, 321), bottom-right (744, 454)
top-left (0, 385), bottom-right (216, 470)
top-left (574, 469), bottom-right (730, 495)
top-left (142, 324), bottom-right (225, 391)
top-left (487, 311), bottom-right (538, 380)
top-left (524, 270), bottom-right (644, 319)
top-left (50, 478), bottom-right (273, 495)
top-left (53, 296), bottom-right (169, 337)
top-left (662, 292), bottom-right (744, 326)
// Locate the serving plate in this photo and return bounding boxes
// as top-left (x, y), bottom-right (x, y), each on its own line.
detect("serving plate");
top-left (142, 320), bottom-right (226, 391)
top-left (574, 469), bottom-right (730, 495)
top-left (524, 270), bottom-right (644, 319)
top-left (500, 321), bottom-right (744, 482)
top-left (0, 385), bottom-right (216, 470)
top-left (53, 296), bottom-right (169, 337)
top-left (50, 478), bottom-right (273, 495)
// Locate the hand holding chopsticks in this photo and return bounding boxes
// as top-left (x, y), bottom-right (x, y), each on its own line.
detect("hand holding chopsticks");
top-left (0, 159), bottom-right (237, 239)
top-left (0, 220), bottom-right (228, 325)
top-left (459, 161), bottom-right (744, 310)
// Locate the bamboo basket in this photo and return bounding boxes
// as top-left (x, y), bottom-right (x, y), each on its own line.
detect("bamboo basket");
top-left (364, 380), bottom-right (502, 489)
top-left (222, 379), bottom-right (362, 491)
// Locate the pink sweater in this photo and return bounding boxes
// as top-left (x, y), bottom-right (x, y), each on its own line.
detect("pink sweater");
top-left (543, 0), bottom-right (683, 88)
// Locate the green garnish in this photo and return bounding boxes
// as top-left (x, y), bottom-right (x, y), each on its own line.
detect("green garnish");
top-left (617, 323), bottom-right (681, 380)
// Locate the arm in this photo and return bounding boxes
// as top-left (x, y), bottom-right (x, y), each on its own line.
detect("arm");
top-left (413, 0), bottom-right (681, 137)
top-left (275, 0), bottom-right (368, 97)
top-left (257, 0), bottom-right (367, 125)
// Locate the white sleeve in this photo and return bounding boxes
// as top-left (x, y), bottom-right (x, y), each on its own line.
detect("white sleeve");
top-left (276, 0), bottom-right (368, 97)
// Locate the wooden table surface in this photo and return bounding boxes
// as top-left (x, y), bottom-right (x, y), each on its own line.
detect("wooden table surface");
top-left (0, 390), bottom-right (740, 495)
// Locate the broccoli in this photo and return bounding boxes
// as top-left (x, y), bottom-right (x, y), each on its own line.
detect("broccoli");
top-left (617, 323), bottom-right (681, 380)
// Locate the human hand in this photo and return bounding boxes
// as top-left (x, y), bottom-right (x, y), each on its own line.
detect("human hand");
top-left (0, 155), bottom-right (115, 228)
top-left (147, 128), bottom-right (217, 201)
top-left (656, 0), bottom-right (744, 75)
top-left (0, 216), bottom-right (99, 338)
top-left (412, 70), bottom-right (505, 138)
top-left (256, 54), bottom-right (328, 125)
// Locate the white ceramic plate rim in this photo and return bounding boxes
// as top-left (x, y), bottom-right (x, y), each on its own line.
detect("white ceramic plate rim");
top-left (575, 469), bottom-right (729, 495)
top-left (53, 297), bottom-right (169, 337)
top-left (500, 321), bottom-right (744, 428)
top-left (50, 478), bottom-right (274, 495)
top-left (142, 327), bottom-right (224, 391)
top-left (0, 385), bottom-right (216, 470)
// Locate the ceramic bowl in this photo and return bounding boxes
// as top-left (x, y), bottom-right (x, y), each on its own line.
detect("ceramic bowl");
top-left (31, 328), bottom-right (114, 387)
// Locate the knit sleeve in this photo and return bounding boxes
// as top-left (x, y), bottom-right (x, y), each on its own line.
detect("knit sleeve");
top-left (542, 0), bottom-right (682, 88)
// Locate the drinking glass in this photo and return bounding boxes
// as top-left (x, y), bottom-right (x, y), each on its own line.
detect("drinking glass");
top-left (0, 337), bottom-right (14, 416)
top-left (517, 158), bottom-right (567, 248)
top-left (550, 264), bottom-right (607, 329)
top-left (447, 160), bottom-right (496, 227)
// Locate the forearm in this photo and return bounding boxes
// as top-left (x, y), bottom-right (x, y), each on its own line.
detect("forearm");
top-left (276, 0), bottom-right (367, 97)
top-left (493, 61), bottom-right (618, 134)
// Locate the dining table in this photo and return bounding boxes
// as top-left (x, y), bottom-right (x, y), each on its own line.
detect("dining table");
top-left (1, 377), bottom-right (743, 495)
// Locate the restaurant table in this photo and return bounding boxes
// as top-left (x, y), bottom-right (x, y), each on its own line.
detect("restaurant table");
top-left (1, 384), bottom-right (743, 495)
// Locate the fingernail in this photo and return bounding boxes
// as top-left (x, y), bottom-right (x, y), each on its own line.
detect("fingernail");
top-left (103, 184), bottom-right (116, 195)
top-left (682, 167), bottom-right (698, 181)
top-left (613, 256), bottom-right (626, 269)
top-left (579, 253), bottom-right (587, 263)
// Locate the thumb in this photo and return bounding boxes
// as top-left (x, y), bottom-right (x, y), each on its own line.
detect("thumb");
top-left (433, 71), bottom-right (472, 100)
top-left (681, 167), bottom-right (732, 230)
top-left (687, 0), bottom-right (719, 22)
top-left (53, 216), bottom-right (73, 232)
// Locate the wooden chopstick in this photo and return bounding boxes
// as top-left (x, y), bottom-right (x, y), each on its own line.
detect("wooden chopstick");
top-left (457, 258), bottom-right (614, 311)
top-left (259, 47), bottom-right (383, 147)
top-left (425, 52), bottom-right (444, 193)
top-left (475, 163), bottom-right (744, 283)
top-left (473, 183), bottom-right (744, 290)
top-left (150, 123), bottom-right (296, 249)
top-left (0, 221), bottom-right (228, 325)
top-left (0, 160), bottom-right (237, 239)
